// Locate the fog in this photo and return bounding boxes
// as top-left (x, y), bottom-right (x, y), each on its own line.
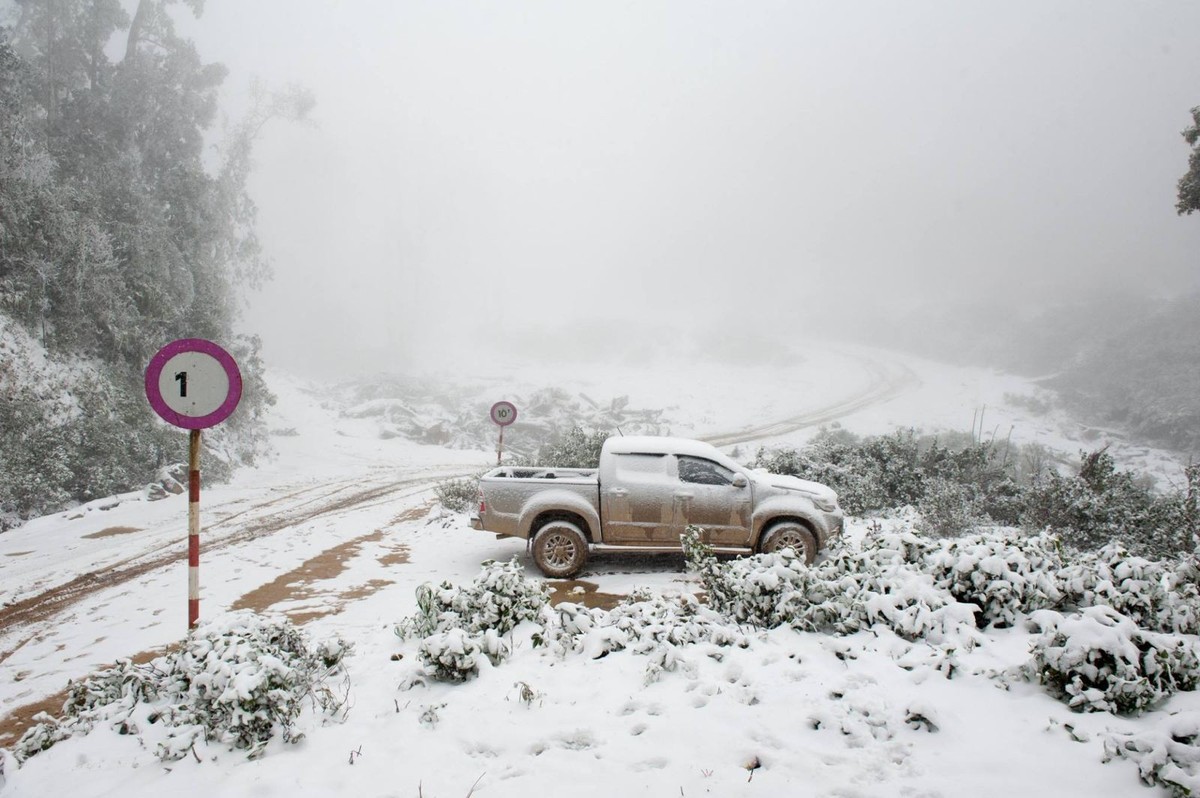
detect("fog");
top-left (179, 1), bottom-right (1200, 378)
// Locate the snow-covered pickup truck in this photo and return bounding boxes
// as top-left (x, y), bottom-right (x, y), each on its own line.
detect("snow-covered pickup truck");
top-left (470, 436), bottom-right (844, 578)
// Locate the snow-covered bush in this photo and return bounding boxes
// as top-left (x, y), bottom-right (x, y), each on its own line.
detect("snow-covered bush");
top-left (684, 527), bottom-right (975, 643)
top-left (543, 591), bottom-right (751, 684)
top-left (1104, 711), bottom-right (1200, 797)
top-left (917, 476), bottom-right (982, 537)
top-left (418, 628), bottom-right (509, 683)
top-left (11, 612), bottom-right (350, 764)
top-left (549, 590), bottom-right (749, 658)
top-left (1028, 607), bottom-right (1200, 715)
top-left (1058, 543), bottom-right (1200, 635)
top-left (434, 476), bottom-right (478, 513)
top-left (684, 526), bottom-right (813, 628)
top-left (1022, 448), bottom-right (1195, 558)
top-left (796, 534), bottom-right (974, 643)
top-left (924, 531), bottom-right (1063, 628)
top-left (397, 558), bottom-right (549, 681)
top-left (533, 426), bottom-right (611, 468)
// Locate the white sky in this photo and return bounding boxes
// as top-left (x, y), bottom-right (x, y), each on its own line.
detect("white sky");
top-left (175, 1), bottom-right (1200, 377)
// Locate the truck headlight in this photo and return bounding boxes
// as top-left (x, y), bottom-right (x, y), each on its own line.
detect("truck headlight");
top-left (812, 495), bottom-right (837, 513)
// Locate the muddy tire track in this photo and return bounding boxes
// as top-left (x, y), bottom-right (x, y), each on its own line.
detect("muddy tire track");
top-left (0, 473), bottom-right (463, 662)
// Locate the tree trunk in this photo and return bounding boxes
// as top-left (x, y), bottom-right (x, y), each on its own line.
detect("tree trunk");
top-left (124, 0), bottom-right (152, 62)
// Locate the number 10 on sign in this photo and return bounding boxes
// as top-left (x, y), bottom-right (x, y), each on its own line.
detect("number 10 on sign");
top-left (490, 401), bottom-right (517, 465)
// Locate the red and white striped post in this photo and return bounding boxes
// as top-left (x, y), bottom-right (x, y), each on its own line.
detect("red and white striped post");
top-left (145, 339), bottom-right (242, 633)
top-left (188, 429), bottom-right (201, 628)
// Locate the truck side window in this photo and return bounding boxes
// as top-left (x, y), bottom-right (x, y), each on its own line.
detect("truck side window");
top-left (678, 456), bottom-right (735, 486)
top-left (614, 453), bottom-right (669, 481)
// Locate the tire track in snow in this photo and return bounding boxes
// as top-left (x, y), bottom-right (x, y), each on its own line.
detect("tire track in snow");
top-left (699, 356), bottom-right (920, 448)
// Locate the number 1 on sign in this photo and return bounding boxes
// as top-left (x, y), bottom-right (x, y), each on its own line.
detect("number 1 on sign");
top-left (175, 371), bottom-right (188, 397)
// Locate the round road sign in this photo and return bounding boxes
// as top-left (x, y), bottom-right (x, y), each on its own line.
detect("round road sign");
top-left (145, 339), bottom-right (242, 429)
top-left (490, 401), bottom-right (518, 427)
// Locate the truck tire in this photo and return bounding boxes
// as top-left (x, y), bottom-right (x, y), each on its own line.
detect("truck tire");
top-left (760, 522), bottom-right (817, 564)
top-left (532, 521), bottom-right (588, 579)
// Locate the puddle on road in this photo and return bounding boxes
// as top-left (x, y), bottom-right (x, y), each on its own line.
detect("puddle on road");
top-left (547, 580), bottom-right (627, 611)
top-left (83, 526), bottom-right (141, 539)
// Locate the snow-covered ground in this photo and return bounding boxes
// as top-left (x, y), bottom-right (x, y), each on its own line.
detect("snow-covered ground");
top-left (0, 342), bottom-right (1192, 796)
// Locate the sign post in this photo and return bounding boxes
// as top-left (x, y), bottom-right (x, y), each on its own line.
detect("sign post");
top-left (145, 339), bottom-right (242, 629)
top-left (489, 401), bottom-right (517, 466)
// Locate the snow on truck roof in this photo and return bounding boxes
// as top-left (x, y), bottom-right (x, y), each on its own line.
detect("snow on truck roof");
top-left (601, 436), bottom-right (727, 460)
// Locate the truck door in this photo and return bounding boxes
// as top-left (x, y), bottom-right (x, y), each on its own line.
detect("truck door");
top-left (674, 455), bottom-right (753, 546)
top-left (601, 453), bottom-right (680, 545)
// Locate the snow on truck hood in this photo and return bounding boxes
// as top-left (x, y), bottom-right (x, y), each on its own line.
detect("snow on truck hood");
top-left (758, 472), bottom-right (839, 505)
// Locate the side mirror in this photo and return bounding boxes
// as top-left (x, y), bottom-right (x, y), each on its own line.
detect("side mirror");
top-left (732, 474), bottom-right (749, 488)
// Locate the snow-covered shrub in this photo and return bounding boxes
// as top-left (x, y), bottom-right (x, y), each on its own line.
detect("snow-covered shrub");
top-left (418, 628), bottom-right (509, 683)
top-left (683, 526), bottom-right (812, 627)
top-left (1028, 606), bottom-right (1200, 715)
top-left (544, 591), bottom-right (751, 684)
top-left (434, 476), bottom-right (478, 513)
top-left (917, 476), bottom-right (982, 537)
top-left (1022, 448), bottom-right (1195, 558)
top-left (923, 531), bottom-right (1063, 628)
top-left (795, 537), bottom-right (975, 643)
top-left (11, 612), bottom-right (350, 764)
top-left (550, 590), bottom-right (749, 660)
top-left (398, 558), bottom-right (548, 681)
top-left (1058, 543), bottom-right (1200, 635)
top-left (533, 426), bottom-right (611, 468)
top-left (1104, 711), bottom-right (1200, 797)
top-left (152, 612), bottom-right (350, 756)
top-left (685, 527), bottom-right (975, 643)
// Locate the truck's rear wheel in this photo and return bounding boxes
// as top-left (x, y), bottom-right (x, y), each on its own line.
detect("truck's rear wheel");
top-left (760, 522), bottom-right (817, 564)
top-left (532, 521), bottom-right (588, 578)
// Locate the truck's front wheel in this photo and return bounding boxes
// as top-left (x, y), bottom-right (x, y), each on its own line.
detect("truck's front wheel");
top-left (532, 521), bottom-right (588, 578)
top-left (760, 522), bottom-right (817, 564)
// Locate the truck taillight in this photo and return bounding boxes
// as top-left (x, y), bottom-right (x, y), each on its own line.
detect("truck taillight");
top-left (479, 495), bottom-right (486, 514)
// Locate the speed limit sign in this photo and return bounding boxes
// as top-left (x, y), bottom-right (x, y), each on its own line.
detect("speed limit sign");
top-left (145, 338), bottom-right (242, 429)
top-left (490, 401), bottom-right (517, 427)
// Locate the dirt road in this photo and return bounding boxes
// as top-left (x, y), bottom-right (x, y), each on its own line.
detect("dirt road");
top-left (701, 355), bottom-right (920, 447)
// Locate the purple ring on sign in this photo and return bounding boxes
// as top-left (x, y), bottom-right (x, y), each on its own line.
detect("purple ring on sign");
top-left (490, 401), bottom-right (517, 427)
top-left (145, 338), bottom-right (243, 429)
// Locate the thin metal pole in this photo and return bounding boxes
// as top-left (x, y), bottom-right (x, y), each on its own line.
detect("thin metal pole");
top-left (497, 425), bottom-right (504, 466)
top-left (188, 429), bottom-right (201, 629)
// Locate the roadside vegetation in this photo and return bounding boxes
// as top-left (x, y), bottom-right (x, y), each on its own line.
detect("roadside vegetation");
top-left (755, 427), bottom-right (1200, 559)
top-left (0, 4), bottom-right (306, 530)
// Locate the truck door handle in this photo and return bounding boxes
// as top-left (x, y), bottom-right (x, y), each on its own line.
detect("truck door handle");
top-left (674, 492), bottom-right (694, 500)
top-left (609, 489), bottom-right (628, 497)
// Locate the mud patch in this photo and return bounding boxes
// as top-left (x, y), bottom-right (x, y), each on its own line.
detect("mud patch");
top-left (82, 526), bottom-right (142, 540)
top-left (231, 530), bottom-right (399, 624)
top-left (390, 501), bottom-right (435, 525)
top-left (377, 544), bottom-right (411, 567)
top-left (4, 551), bottom-right (33, 557)
top-left (547, 580), bottom-right (627, 611)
